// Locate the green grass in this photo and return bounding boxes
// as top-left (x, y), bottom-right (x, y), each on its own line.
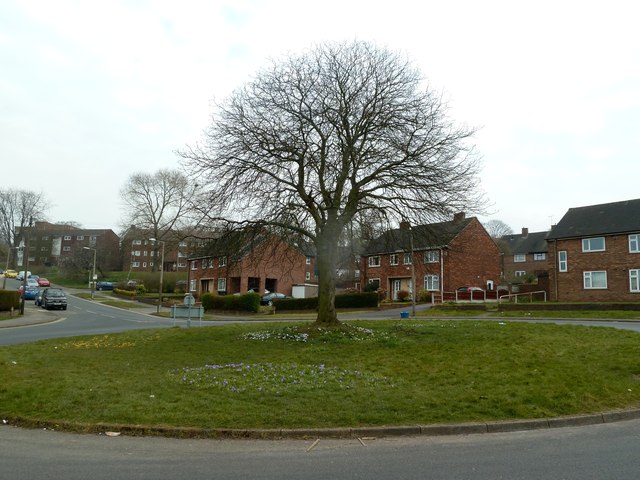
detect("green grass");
top-left (2, 320), bottom-right (640, 432)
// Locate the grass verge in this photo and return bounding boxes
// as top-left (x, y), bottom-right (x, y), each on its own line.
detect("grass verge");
top-left (2, 320), bottom-right (640, 433)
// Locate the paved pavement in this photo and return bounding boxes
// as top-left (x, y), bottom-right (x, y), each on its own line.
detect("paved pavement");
top-left (3, 294), bottom-right (640, 439)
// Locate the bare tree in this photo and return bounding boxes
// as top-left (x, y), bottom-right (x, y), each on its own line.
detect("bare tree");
top-left (0, 189), bottom-right (47, 265)
top-left (180, 41), bottom-right (483, 325)
top-left (120, 169), bottom-right (198, 271)
top-left (484, 219), bottom-right (514, 239)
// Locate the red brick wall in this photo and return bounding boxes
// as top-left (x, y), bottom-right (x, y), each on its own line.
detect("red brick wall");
top-left (548, 234), bottom-right (640, 302)
top-left (363, 218), bottom-right (502, 299)
top-left (189, 239), bottom-right (315, 297)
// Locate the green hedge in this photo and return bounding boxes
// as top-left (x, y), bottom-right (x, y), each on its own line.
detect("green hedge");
top-left (271, 292), bottom-right (379, 311)
top-left (201, 292), bottom-right (260, 313)
top-left (0, 290), bottom-right (21, 311)
top-left (200, 292), bottom-right (377, 313)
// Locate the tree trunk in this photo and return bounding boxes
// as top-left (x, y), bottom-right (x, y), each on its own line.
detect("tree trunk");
top-left (315, 226), bottom-right (340, 326)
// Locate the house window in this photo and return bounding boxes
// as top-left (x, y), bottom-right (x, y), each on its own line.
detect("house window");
top-left (354, 270), bottom-right (360, 278)
top-left (77, 236), bottom-right (84, 241)
top-left (189, 279), bottom-right (197, 292)
top-left (305, 272), bottom-right (311, 281)
top-left (143, 251), bottom-right (148, 256)
top-left (424, 250), bottom-right (440, 263)
top-left (143, 262), bottom-right (147, 268)
top-left (582, 237), bottom-right (605, 252)
top-left (389, 254), bottom-right (399, 266)
top-left (191, 261), bottom-right (197, 270)
top-left (133, 239), bottom-right (142, 245)
top-left (515, 270), bottom-right (526, 277)
top-left (368, 278), bottom-right (380, 289)
top-left (424, 274), bottom-right (439, 291)
top-left (178, 262), bottom-right (186, 268)
top-left (132, 261), bottom-right (140, 268)
top-left (63, 235), bottom-right (71, 241)
top-left (219, 256), bottom-right (227, 267)
top-left (514, 254), bottom-right (526, 263)
top-left (62, 246), bottom-right (71, 252)
top-left (558, 251), bottom-right (568, 272)
top-left (132, 250), bottom-right (140, 257)
top-left (403, 253), bottom-right (412, 265)
top-left (584, 271), bottom-right (607, 289)
top-left (179, 241), bottom-right (187, 247)
top-left (217, 278), bottom-right (226, 292)
top-left (306, 256), bottom-right (311, 265)
top-left (150, 262), bottom-right (154, 267)
top-left (630, 234), bottom-right (640, 253)
top-left (368, 256), bottom-right (380, 267)
top-left (630, 269), bottom-right (640, 292)
top-left (533, 253), bottom-right (546, 261)
top-left (42, 236), bottom-right (49, 241)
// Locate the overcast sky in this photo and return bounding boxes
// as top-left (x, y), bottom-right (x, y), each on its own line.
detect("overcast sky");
top-left (2, 0), bottom-right (638, 235)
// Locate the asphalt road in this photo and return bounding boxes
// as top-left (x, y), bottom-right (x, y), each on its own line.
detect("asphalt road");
top-left (3, 418), bottom-right (640, 480)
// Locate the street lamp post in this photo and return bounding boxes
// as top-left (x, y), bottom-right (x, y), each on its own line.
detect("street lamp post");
top-left (83, 247), bottom-right (97, 299)
top-left (2, 246), bottom-right (16, 290)
top-left (149, 238), bottom-right (165, 313)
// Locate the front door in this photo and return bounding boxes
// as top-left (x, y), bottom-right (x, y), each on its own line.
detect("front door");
top-left (392, 279), bottom-right (402, 300)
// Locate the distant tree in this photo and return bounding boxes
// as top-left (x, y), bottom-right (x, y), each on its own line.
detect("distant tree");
top-left (484, 219), bottom-right (513, 239)
top-left (120, 169), bottom-right (199, 271)
top-left (0, 189), bottom-right (47, 267)
top-left (180, 40), bottom-right (483, 325)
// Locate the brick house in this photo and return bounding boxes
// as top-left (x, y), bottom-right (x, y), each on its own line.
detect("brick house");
top-left (17, 222), bottom-right (120, 272)
top-left (546, 198), bottom-right (640, 302)
top-left (362, 214), bottom-right (501, 301)
top-left (499, 228), bottom-right (550, 283)
top-left (187, 230), bottom-right (317, 297)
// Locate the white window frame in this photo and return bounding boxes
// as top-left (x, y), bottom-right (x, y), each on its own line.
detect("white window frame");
top-left (191, 261), bottom-right (197, 270)
top-left (63, 235), bottom-right (71, 241)
top-left (403, 253), bottom-right (412, 265)
top-left (584, 271), bottom-right (607, 289)
top-left (558, 251), bottom-right (568, 272)
top-left (630, 269), bottom-right (640, 292)
top-left (77, 236), bottom-right (84, 241)
top-left (189, 279), bottom-right (197, 292)
top-left (306, 256), bottom-right (311, 265)
top-left (62, 246), bottom-right (71, 252)
top-left (217, 278), bottom-right (226, 291)
top-left (133, 239), bottom-right (142, 245)
top-left (514, 254), bottom-right (526, 263)
top-left (533, 253), bottom-right (546, 261)
top-left (305, 272), bottom-right (311, 281)
top-left (582, 237), bottom-right (605, 252)
top-left (219, 256), bottom-right (227, 267)
top-left (424, 274), bottom-right (439, 291)
top-left (131, 261), bottom-right (140, 268)
top-left (630, 234), bottom-right (640, 253)
top-left (368, 256), bottom-right (380, 267)
top-left (424, 250), bottom-right (440, 263)
top-left (389, 254), bottom-right (399, 266)
top-left (515, 270), bottom-right (526, 277)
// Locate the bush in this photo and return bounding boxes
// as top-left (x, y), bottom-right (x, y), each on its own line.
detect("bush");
top-left (0, 290), bottom-right (20, 311)
top-left (397, 289), bottom-right (410, 301)
top-left (417, 289), bottom-right (432, 302)
top-left (201, 292), bottom-right (260, 313)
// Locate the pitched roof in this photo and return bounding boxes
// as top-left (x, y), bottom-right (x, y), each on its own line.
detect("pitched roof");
top-left (499, 231), bottom-right (549, 254)
top-left (363, 217), bottom-right (475, 255)
top-left (547, 198), bottom-right (640, 240)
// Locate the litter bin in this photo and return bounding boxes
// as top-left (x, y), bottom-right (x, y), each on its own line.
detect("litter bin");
top-left (400, 311), bottom-right (409, 319)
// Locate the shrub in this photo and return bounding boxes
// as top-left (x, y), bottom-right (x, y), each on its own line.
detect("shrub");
top-left (397, 289), bottom-right (410, 301)
top-left (417, 289), bottom-right (432, 302)
top-left (238, 292), bottom-right (260, 312)
top-left (0, 290), bottom-right (20, 311)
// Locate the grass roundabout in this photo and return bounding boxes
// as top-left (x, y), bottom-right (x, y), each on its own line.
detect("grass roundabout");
top-left (2, 320), bottom-right (640, 434)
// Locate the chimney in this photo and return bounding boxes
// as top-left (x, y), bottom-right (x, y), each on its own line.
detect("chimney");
top-left (521, 227), bottom-right (529, 236)
top-left (453, 212), bottom-right (466, 222)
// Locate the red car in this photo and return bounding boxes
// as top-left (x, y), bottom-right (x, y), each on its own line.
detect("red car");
top-left (37, 277), bottom-right (51, 287)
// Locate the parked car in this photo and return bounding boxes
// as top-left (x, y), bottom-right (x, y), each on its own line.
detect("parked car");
top-left (4, 269), bottom-right (18, 278)
top-left (41, 288), bottom-right (68, 310)
top-left (27, 278), bottom-right (39, 288)
top-left (96, 281), bottom-right (114, 291)
top-left (37, 277), bottom-right (51, 287)
top-left (16, 271), bottom-right (32, 281)
top-left (35, 289), bottom-right (44, 306)
top-left (21, 285), bottom-right (40, 300)
top-left (260, 292), bottom-right (291, 306)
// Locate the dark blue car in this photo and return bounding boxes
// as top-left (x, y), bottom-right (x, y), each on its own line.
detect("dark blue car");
top-left (21, 286), bottom-right (40, 300)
